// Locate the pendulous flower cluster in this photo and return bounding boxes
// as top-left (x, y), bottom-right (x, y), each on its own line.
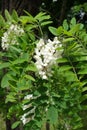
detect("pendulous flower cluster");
top-left (1, 24), bottom-right (24, 50)
top-left (34, 37), bottom-right (63, 79)
top-left (21, 94), bottom-right (35, 125)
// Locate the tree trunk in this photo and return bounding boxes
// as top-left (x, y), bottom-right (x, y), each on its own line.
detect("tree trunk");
top-left (6, 117), bottom-right (23, 130)
top-left (1, 0), bottom-right (42, 16)
top-left (46, 122), bottom-right (50, 130)
top-left (58, 0), bottom-right (68, 25)
top-left (6, 118), bottom-right (11, 130)
top-left (1, 0), bottom-right (8, 15)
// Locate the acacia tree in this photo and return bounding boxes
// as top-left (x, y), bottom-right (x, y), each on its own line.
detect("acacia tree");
top-left (0, 1), bottom-right (87, 130)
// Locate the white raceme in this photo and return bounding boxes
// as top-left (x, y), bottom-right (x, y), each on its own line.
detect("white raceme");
top-left (53, 0), bottom-right (57, 2)
top-left (34, 37), bottom-right (63, 79)
top-left (21, 94), bottom-right (35, 125)
top-left (1, 24), bottom-right (24, 50)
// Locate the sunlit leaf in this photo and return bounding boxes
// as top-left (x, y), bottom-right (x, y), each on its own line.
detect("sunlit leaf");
top-left (0, 62), bottom-right (10, 69)
top-left (63, 19), bottom-right (69, 30)
top-left (47, 106), bottom-right (58, 124)
top-left (49, 26), bottom-right (58, 36)
top-left (25, 75), bottom-right (35, 81)
top-left (11, 121), bottom-right (20, 129)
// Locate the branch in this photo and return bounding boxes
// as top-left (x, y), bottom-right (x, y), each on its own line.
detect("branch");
top-left (58, 0), bottom-right (68, 25)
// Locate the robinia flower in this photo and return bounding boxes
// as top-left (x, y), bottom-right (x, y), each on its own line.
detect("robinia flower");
top-left (34, 37), bottom-right (63, 79)
top-left (53, 0), bottom-right (57, 2)
top-left (21, 94), bottom-right (35, 125)
top-left (1, 24), bottom-right (24, 50)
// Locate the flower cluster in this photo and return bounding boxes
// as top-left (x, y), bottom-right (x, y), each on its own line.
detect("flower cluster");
top-left (1, 24), bottom-right (24, 50)
top-left (21, 94), bottom-right (35, 125)
top-left (53, 0), bottom-right (57, 2)
top-left (34, 37), bottom-right (63, 79)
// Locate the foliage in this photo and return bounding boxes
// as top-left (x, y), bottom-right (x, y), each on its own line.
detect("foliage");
top-left (71, 2), bottom-right (87, 14)
top-left (0, 10), bottom-right (52, 129)
top-left (0, 9), bottom-right (87, 130)
top-left (68, 2), bottom-right (87, 25)
top-left (49, 17), bottom-right (87, 129)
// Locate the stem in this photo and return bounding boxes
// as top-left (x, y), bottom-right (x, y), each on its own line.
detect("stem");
top-left (37, 21), bottom-right (44, 38)
top-left (6, 118), bottom-right (11, 130)
top-left (67, 55), bottom-right (79, 81)
top-left (46, 122), bottom-right (50, 130)
top-left (75, 35), bottom-right (87, 52)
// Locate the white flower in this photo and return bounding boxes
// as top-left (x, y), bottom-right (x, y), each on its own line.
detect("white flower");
top-left (24, 94), bottom-right (33, 100)
top-left (53, 0), bottom-right (57, 2)
top-left (1, 24), bottom-right (24, 50)
top-left (21, 112), bottom-right (34, 125)
top-left (21, 94), bottom-right (35, 125)
top-left (34, 37), bottom-right (63, 79)
top-left (42, 75), bottom-right (48, 79)
top-left (36, 38), bottom-right (45, 48)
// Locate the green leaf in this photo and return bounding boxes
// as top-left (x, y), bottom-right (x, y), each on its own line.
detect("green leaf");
top-left (9, 83), bottom-right (18, 92)
top-left (5, 10), bottom-right (12, 22)
top-left (11, 121), bottom-right (20, 129)
top-left (1, 73), bottom-right (9, 88)
top-left (12, 59), bottom-right (26, 64)
top-left (73, 122), bottom-right (83, 129)
top-left (81, 94), bottom-right (87, 102)
top-left (47, 106), bottom-right (58, 124)
top-left (35, 12), bottom-right (51, 22)
top-left (38, 15), bottom-right (51, 22)
top-left (19, 16), bottom-right (30, 24)
top-left (20, 16), bottom-right (36, 24)
top-left (63, 38), bottom-right (75, 43)
top-left (35, 12), bottom-right (46, 20)
top-left (57, 58), bottom-right (68, 63)
top-left (78, 68), bottom-right (87, 74)
top-left (25, 75), bottom-right (35, 81)
top-left (83, 35), bottom-right (87, 42)
top-left (59, 65), bottom-right (72, 71)
top-left (49, 26), bottom-right (58, 36)
top-left (12, 53), bottom-right (29, 65)
top-left (17, 77), bottom-right (32, 90)
top-left (64, 71), bottom-right (78, 81)
top-left (25, 24), bottom-right (38, 30)
top-left (6, 93), bottom-right (16, 103)
top-left (12, 10), bottom-right (19, 22)
top-left (69, 24), bottom-right (84, 35)
top-left (10, 46), bottom-right (22, 53)
top-left (57, 26), bottom-right (63, 35)
top-left (24, 10), bottom-right (34, 18)
top-left (63, 19), bottom-right (69, 30)
top-left (75, 56), bottom-right (87, 61)
top-left (70, 17), bottom-right (76, 28)
top-left (35, 120), bottom-right (42, 128)
top-left (79, 23), bottom-right (84, 30)
top-left (82, 105), bottom-right (87, 110)
top-left (41, 21), bottom-right (52, 26)
top-left (0, 15), bottom-right (5, 26)
top-left (28, 32), bottom-right (36, 41)
top-left (63, 30), bottom-right (72, 36)
top-left (26, 64), bottom-right (37, 72)
top-left (82, 87), bottom-right (87, 92)
top-left (0, 62), bottom-right (10, 69)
